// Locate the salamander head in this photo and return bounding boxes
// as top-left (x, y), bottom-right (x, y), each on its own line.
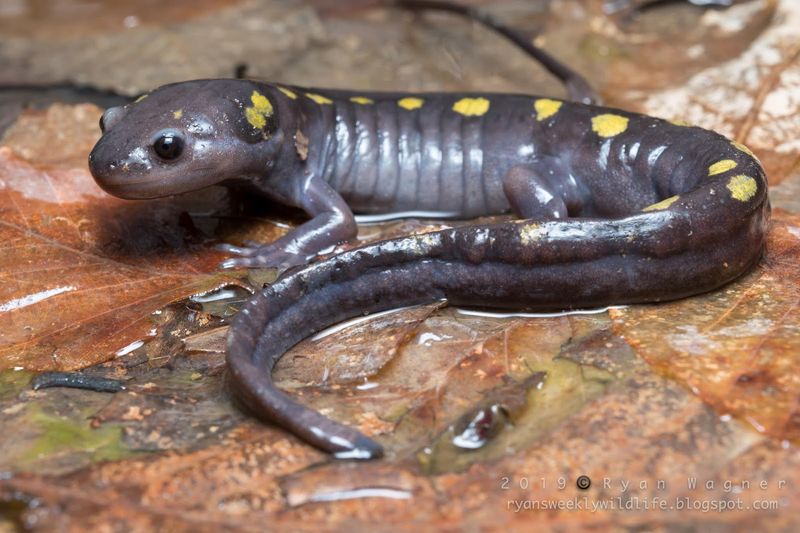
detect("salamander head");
top-left (89, 79), bottom-right (283, 199)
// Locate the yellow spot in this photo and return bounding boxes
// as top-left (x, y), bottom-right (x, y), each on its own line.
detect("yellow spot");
top-left (519, 223), bottom-right (542, 245)
top-left (398, 97), bottom-right (424, 111)
top-left (708, 159), bottom-right (737, 176)
top-left (534, 98), bottom-right (562, 121)
top-left (306, 92), bottom-right (333, 105)
top-left (731, 140), bottom-right (759, 162)
top-left (642, 195), bottom-right (679, 212)
top-left (134, 94), bottom-right (148, 103)
top-left (350, 96), bottom-right (374, 105)
top-left (245, 90), bottom-right (274, 130)
top-left (245, 108), bottom-right (265, 129)
top-left (251, 91), bottom-right (272, 113)
top-left (172, 109), bottom-right (183, 119)
top-left (727, 175), bottom-right (758, 202)
top-left (669, 119), bottom-right (691, 127)
top-left (452, 97), bottom-right (490, 117)
top-left (591, 114), bottom-right (629, 138)
top-left (277, 86), bottom-right (297, 99)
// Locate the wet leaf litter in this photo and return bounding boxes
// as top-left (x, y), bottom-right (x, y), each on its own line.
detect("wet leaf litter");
top-left (1, 0), bottom-right (799, 530)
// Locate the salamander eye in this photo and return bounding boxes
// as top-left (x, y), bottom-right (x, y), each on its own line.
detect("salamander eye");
top-left (153, 133), bottom-right (184, 160)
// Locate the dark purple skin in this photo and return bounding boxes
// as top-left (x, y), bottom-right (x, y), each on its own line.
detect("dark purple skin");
top-left (89, 79), bottom-right (769, 459)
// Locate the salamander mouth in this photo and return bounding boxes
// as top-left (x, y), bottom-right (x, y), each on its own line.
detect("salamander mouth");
top-left (90, 174), bottom-right (161, 199)
top-left (89, 153), bottom-right (152, 199)
top-left (89, 143), bottom-right (220, 199)
top-left (89, 138), bottom-right (159, 195)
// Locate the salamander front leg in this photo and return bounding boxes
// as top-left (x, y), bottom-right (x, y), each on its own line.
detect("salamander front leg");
top-left (220, 178), bottom-right (357, 272)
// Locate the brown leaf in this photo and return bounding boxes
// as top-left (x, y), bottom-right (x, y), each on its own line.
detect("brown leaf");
top-left (635, 0), bottom-right (800, 183)
top-left (1, 104), bottom-right (101, 168)
top-left (275, 302), bottom-right (444, 385)
top-left (611, 211), bottom-right (800, 441)
top-left (600, 0), bottom-right (776, 94)
top-left (2, 0), bottom-right (800, 530)
top-left (0, 106), bottom-right (243, 371)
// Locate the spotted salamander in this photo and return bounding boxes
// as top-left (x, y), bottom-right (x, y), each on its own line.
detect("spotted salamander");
top-left (88, 4), bottom-right (769, 459)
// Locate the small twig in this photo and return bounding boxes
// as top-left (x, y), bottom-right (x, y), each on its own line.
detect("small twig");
top-left (31, 372), bottom-right (126, 393)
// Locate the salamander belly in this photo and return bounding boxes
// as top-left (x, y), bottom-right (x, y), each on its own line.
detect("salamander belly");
top-left (326, 94), bottom-right (538, 216)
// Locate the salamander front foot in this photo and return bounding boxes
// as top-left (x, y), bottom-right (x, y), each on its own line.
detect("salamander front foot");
top-left (217, 242), bottom-right (309, 272)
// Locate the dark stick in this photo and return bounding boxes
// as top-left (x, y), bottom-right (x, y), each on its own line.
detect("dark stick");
top-left (394, 0), bottom-right (600, 104)
top-left (31, 372), bottom-right (126, 393)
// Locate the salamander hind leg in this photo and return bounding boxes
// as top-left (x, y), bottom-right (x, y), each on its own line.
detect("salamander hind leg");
top-left (502, 165), bottom-right (570, 220)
